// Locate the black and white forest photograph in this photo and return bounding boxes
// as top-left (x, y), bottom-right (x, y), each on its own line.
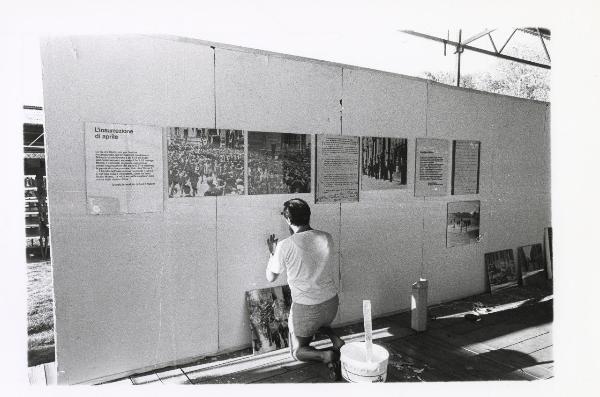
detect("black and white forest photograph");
top-left (361, 137), bottom-right (408, 190)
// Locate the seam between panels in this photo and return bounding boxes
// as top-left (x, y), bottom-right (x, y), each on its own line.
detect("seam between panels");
top-left (212, 46), bottom-right (220, 351)
top-left (338, 67), bottom-right (344, 292)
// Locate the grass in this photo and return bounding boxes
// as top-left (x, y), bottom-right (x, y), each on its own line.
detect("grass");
top-left (27, 260), bottom-right (55, 367)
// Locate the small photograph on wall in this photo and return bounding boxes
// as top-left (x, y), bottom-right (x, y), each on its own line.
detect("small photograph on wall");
top-left (446, 200), bottom-right (480, 247)
top-left (517, 243), bottom-right (545, 286)
top-left (245, 285), bottom-right (292, 355)
top-left (247, 131), bottom-right (311, 195)
top-left (167, 127), bottom-right (245, 197)
top-left (361, 137), bottom-right (408, 190)
top-left (485, 249), bottom-right (518, 293)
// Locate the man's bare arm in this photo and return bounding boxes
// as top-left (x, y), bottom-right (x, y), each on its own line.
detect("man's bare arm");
top-left (266, 268), bottom-right (279, 282)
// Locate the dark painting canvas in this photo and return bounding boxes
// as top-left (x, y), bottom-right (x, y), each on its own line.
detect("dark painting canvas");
top-left (245, 285), bottom-right (292, 355)
top-left (485, 249), bottom-right (518, 293)
top-left (517, 244), bottom-right (545, 285)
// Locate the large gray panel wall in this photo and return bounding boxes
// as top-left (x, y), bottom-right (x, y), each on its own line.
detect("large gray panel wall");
top-left (41, 36), bottom-right (219, 384)
top-left (339, 68), bottom-right (427, 320)
top-left (425, 84), bottom-right (550, 304)
top-left (41, 35), bottom-right (550, 384)
top-left (214, 48), bottom-right (343, 349)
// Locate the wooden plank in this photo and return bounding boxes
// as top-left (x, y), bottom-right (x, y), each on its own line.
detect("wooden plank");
top-left (424, 341), bottom-right (543, 380)
top-left (399, 334), bottom-right (537, 381)
top-left (155, 368), bottom-right (190, 384)
top-left (202, 366), bottom-right (289, 384)
top-left (182, 350), bottom-right (289, 375)
top-left (300, 375), bottom-right (330, 383)
top-left (28, 364), bottom-right (46, 385)
top-left (399, 336), bottom-right (497, 381)
top-left (186, 356), bottom-right (291, 384)
top-left (471, 348), bottom-right (552, 379)
top-left (387, 338), bottom-right (467, 381)
top-left (385, 355), bottom-right (428, 382)
top-left (458, 322), bottom-right (552, 347)
top-left (280, 359), bottom-right (312, 371)
top-left (130, 373), bottom-right (161, 385)
top-left (380, 341), bottom-right (441, 382)
top-left (498, 331), bottom-right (552, 353)
top-left (101, 378), bottom-right (134, 385)
top-left (429, 294), bottom-right (552, 336)
top-left (181, 347), bottom-right (289, 373)
top-left (43, 362), bottom-right (57, 385)
top-left (257, 365), bottom-right (325, 383)
top-left (427, 319), bottom-right (552, 354)
top-left (529, 346), bottom-right (554, 368)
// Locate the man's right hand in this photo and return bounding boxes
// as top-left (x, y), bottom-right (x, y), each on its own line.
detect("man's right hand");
top-left (267, 234), bottom-right (278, 255)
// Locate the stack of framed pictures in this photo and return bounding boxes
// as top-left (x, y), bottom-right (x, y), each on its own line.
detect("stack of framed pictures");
top-left (484, 229), bottom-right (552, 293)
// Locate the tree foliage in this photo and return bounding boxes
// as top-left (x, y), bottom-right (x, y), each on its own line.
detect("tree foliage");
top-left (423, 47), bottom-right (550, 102)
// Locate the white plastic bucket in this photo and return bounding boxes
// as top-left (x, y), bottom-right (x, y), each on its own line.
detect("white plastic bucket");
top-left (340, 342), bottom-right (389, 383)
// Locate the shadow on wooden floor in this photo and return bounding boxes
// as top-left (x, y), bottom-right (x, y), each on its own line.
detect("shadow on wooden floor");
top-left (102, 283), bottom-right (553, 385)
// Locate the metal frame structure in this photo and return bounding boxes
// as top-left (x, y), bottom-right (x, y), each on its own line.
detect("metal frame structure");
top-left (400, 28), bottom-right (551, 87)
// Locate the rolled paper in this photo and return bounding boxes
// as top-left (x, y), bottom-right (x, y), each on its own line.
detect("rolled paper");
top-left (363, 300), bottom-right (373, 363)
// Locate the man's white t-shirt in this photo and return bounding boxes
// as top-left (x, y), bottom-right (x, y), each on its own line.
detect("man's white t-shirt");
top-left (267, 229), bottom-right (338, 305)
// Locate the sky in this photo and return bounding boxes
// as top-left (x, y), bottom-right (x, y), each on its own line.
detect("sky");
top-left (11, 2), bottom-right (552, 107)
top-left (19, 27), bottom-right (547, 107)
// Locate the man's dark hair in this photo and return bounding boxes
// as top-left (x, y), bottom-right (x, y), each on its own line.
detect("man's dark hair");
top-left (282, 198), bottom-right (311, 226)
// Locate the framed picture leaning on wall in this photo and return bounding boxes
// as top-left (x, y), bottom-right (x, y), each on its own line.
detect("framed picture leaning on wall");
top-left (517, 244), bottom-right (545, 286)
top-left (485, 249), bottom-right (518, 293)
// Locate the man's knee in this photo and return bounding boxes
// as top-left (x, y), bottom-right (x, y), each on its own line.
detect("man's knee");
top-left (290, 335), bottom-right (312, 361)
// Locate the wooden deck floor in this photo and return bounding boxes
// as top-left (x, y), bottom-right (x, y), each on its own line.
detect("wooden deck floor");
top-left (103, 283), bottom-right (553, 385)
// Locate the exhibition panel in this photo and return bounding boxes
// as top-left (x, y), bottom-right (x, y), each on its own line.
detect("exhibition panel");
top-left (40, 35), bottom-right (551, 384)
top-left (214, 47), bottom-right (343, 351)
top-left (339, 200), bottom-right (424, 321)
top-left (41, 36), bottom-right (219, 384)
top-left (215, 48), bottom-right (342, 135)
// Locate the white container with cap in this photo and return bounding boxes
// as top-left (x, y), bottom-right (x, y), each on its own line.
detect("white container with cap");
top-left (411, 278), bottom-right (428, 332)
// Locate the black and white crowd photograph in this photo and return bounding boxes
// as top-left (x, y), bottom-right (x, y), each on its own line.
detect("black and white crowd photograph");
top-left (247, 131), bottom-right (311, 195)
top-left (168, 127), bottom-right (245, 197)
